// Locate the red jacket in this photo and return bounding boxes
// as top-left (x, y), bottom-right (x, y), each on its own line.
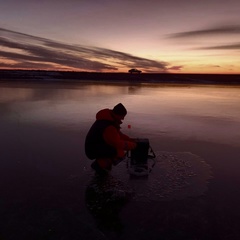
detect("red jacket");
top-left (96, 108), bottom-right (135, 158)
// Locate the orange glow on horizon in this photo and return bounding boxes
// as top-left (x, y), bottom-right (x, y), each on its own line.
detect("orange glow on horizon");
top-left (1, 57), bottom-right (239, 74)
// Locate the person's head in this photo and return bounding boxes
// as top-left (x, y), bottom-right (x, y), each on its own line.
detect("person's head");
top-left (112, 103), bottom-right (127, 124)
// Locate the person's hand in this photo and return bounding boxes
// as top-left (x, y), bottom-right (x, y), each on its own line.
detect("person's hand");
top-left (127, 141), bottom-right (137, 150)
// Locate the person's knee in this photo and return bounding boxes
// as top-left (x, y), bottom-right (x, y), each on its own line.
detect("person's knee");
top-left (96, 158), bottom-right (113, 170)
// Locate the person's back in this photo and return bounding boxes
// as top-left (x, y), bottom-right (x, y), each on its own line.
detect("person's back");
top-left (85, 112), bottom-right (116, 160)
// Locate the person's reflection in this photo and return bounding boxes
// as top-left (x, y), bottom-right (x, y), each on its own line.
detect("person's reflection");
top-left (85, 173), bottom-right (132, 235)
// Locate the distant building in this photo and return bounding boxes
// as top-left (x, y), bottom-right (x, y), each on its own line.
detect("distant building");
top-left (128, 68), bottom-right (142, 74)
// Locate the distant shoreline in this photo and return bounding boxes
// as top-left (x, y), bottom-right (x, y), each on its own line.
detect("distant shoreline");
top-left (1, 69), bottom-right (240, 84)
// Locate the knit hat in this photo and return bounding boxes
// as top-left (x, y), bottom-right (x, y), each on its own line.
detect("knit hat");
top-left (113, 103), bottom-right (127, 116)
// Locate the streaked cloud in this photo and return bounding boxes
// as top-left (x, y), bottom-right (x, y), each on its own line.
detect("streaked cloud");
top-left (165, 24), bottom-right (240, 55)
top-left (198, 43), bottom-right (240, 50)
top-left (167, 25), bottom-right (240, 39)
top-left (0, 28), bottom-right (168, 72)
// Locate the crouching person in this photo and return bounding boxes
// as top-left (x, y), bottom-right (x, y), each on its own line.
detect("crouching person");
top-left (85, 103), bottom-right (136, 174)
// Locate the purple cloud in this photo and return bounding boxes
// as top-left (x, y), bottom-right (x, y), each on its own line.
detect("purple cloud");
top-left (0, 28), bottom-right (168, 72)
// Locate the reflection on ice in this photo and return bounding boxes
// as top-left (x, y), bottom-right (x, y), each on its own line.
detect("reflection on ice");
top-left (1, 83), bottom-right (240, 146)
top-left (85, 174), bottom-right (133, 233)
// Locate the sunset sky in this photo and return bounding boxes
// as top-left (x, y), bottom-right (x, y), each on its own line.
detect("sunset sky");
top-left (1, 0), bottom-right (240, 73)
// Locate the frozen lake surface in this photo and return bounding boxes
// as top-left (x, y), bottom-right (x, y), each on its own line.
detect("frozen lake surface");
top-left (1, 81), bottom-right (240, 239)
